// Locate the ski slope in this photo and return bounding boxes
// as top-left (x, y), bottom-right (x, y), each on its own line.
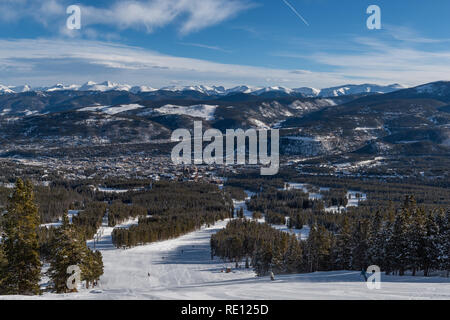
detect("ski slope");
top-left (2, 196), bottom-right (450, 300)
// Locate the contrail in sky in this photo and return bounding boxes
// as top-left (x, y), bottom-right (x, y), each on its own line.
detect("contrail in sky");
top-left (281, 0), bottom-right (309, 26)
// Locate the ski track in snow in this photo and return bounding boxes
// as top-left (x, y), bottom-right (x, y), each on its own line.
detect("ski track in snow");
top-left (2, 193), bottom-right (450, 300)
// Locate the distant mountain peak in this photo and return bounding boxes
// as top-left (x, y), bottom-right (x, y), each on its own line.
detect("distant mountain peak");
top-left (0, 81), bottom-right (408, 97)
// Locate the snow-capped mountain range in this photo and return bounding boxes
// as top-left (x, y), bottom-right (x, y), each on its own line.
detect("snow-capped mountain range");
top-left (0, 81), bottom-right (406, 97)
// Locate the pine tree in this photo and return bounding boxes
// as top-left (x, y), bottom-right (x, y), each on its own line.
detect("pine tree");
top-left (408, 207), bottom-right (427, 276)
top-left (351, 219), bottom-right (370, 271)
top-left (0, 244), bottom-right (7, 293)
top-left (333, 217), bottom-right (352, 270)
top-left (390, 204), bottom-right (412, 275)
top-left (81, 250), bottom-right (104, 288)
top-left (285, 235), bottom-right (302, 273)
top-left (382, 218), bottom-right (395, 275)
top-left (254, 242), bottom-right (273, 276)
top-left (48, 212), bottom-right (103, 293)
top-left (306, 224), bottom-right (332, 272)
top-left (367, 211), bottom-right (384, 268)
top-left (422, 212), bottom-right (439, 276)
top-left (272, 235), bottom-right (289, 274)
top-left (437, 210), bottom-right (450, 277)
top-left (1, 179), bottom-right (41, 295)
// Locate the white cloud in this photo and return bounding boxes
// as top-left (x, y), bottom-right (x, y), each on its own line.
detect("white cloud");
top-left (0, 38), bottom-right (342, 87)
top-left (179, 42), bottom-right (232, 53)
top-left (272, 32), bottom-right (450, 86)
top-left (1, 34), bottom-right (450, 88)
top-left (0, 0), bottom-right (251, 35)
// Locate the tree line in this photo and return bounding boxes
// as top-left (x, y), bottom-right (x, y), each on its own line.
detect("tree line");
top-left (0, 179), bottom-right (103, 295)
top-left (211, 219), bottom-right (303, 276)
top-left (211, 196), bottom-right (449, 277)
top-left (111, 182), bottom-right (234, 248)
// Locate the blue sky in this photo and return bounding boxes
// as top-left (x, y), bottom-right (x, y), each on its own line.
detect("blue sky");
top-left (1, 0), bottom-right (450, 88)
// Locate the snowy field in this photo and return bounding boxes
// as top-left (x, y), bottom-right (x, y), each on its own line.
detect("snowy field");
top-left (78, 104), bottom-right (146, 115)
top-left (40, 210), bottom-right (80, 228)
top-left (3, 216), bottom-right (450, 300)
top-left (152, 104), bottom-right (218, 121)
top-left (3, 194), bottom-right (450, 300)
top-left (283, 182), bottom-right (367, 213)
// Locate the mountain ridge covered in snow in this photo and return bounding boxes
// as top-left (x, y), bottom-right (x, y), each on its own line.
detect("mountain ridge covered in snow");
top-left (0, 81), bottom-right (408, 97)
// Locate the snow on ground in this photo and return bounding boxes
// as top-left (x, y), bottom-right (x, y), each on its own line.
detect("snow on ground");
top-left (3, 192), bottom-right (449, 300)
top-left (153, 104), bottom-right (217, 121)
top-left (235, 190), bottom-right (311, 241)
top-left (78, 104), bottom-right (146, 115)
top-left (325, 190), bottom-right (367, 213)
top-left (102, 104), bottom-right (146, 115)
top-left (40, 210), bottom-right (80, 228)
top-left (347, 190), bottom-right (367, 207)
top-left (96, 186), bottom-right (130, 193)
top-left (284, 182), bottom-right (323, 200)
top-left (0, 182), bottom-right (15, 188)
top-left (250, 119), bottom-right (269, 129)
top-left (271, 223), bottom-right (310, 241)
top-left (283, 182), bottom-right (367, 213)
top-left (4, 214), bottom-right (450, 299)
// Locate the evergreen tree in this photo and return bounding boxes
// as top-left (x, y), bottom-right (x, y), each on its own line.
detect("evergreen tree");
top-left (272, 235), bottom-right (289, 274)
top-left (390, 206), bottom-right (412, 275)
top-left (382, 218), bottom-right (396, 275)
top-left (367, 211), bottom-right (384, 268)
top-left (351, 219), bottom-right (370, 271)
top-left (333, 217), bottom-right (352, 270)
top-left (285, 235), bottom-right (303, 273)
top-left (0, 244), bottom-right (7, 293)
top-left (81, 250), bottom-right (104, 288)
top-left (306, 225), bottom-right (332, 272)
top-left (436, 210), bottom-right (449, 277)
top-left (48, 212), bottom-right (103, 293)
top-left (408, 207), bottom-right (427, 276)
top-left (1, 179), bottom-right (41, 295)
top-left (422, 212), bottom-right (439, 276)
top-left (254, 243), bottom-right (273, 276)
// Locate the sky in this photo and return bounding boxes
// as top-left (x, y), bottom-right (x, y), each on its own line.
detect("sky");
top-left (1, 0), bottom-right (450, 88)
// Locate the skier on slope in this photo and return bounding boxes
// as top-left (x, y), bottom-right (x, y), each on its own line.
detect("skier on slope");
top-left (360, 269), bottom-right (368, 282)
top-left (270, 271), bottom-right (275, 281)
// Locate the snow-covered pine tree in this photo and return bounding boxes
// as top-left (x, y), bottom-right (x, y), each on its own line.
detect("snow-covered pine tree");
top-left (422, 211), bottom-right (440, 276)
top-left (390, 198), bottom-right (414, 275)
top-left (0, 179), bottom-right (41, 295)
top-left (48, 211), bottom-right (103, 292)
top-left (378, 206), bottom-right (396, 274)
top-left (367, 211), bottom-right (385, 268)
top-left (350, 219), bottom-right (370, 271)
top-left (332, 217), bottom-right (352, 270)
top-left (407, 207), bottom-right (427, 276)
top-left (438, 210), bottom-right (450, 277)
